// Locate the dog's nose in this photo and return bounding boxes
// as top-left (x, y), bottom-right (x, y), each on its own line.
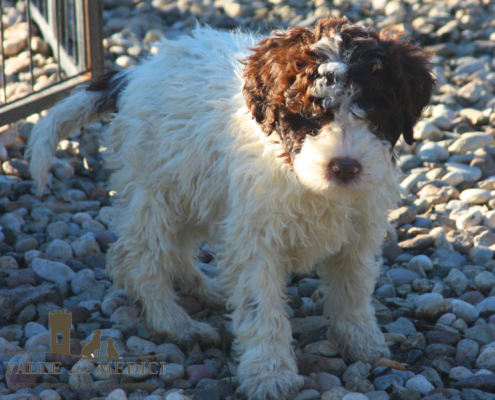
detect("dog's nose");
top-left (328, 157), bottom-right (361, 183)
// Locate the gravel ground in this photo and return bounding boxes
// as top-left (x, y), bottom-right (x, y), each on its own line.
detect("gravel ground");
top-left (1, 0), bottom-right (495, 400)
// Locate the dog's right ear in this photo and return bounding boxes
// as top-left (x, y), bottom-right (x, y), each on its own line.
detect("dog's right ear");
top-left (242, 28), bottom-right (319, 136)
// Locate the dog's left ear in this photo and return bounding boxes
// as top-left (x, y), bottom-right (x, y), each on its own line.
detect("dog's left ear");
top-left (381, 31), bottom-right (436, 145)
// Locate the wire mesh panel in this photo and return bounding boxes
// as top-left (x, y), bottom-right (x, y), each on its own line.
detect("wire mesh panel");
top-left (0, 0), bottom-right (104, 125)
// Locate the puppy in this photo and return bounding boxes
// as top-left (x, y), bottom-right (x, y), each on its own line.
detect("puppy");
top-left (27, 17), bottom-right (434, 400)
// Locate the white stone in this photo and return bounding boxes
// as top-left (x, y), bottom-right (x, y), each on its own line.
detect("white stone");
top-left (456, 209), bottom-right (483, 229)
top-left (414, 121), bottom-right (443, 141)
top-left (445, 163), bottom-right (482, 182)
top-left (416, 142), bottom-right (449, 161)
top-left (459, 189), bottom-right (491, 205)
top-left (401, 173), bottom-right (428, 194)
top-left (3, 37), bottom-right (26, 57)
top-left (483, 210), bottom-right (495, 229)
top-left (442, 171), bottom-right (464, 186)
top-left (448, 133), bottom-right (494, 154)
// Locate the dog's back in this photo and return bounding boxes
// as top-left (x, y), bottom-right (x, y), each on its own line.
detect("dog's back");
top-left (27, 27), bottom-right (258, 203)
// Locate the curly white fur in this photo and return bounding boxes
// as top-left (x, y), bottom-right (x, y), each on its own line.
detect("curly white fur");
top-left (27, 26), bottom-right (401, 400)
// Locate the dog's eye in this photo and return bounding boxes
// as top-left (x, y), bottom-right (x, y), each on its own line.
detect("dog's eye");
top-left (307, 128), bottom-right (319, 136)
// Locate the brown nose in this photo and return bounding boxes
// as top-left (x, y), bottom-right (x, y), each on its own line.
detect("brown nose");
top-left (328, 157), bottom-right (361, 183)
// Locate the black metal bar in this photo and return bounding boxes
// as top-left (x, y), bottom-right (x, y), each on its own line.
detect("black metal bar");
top-left (56, 0), bottom-right (62, 81)
top-left (72, 0), bottom-right (77, 65)
top-left (63, 0), bottom-right (69, 60)
top-left (26, 0), bottom-right (35, 94)
top-left (0, 0), bottom-right (7, 105)
top-left (86, 0), bottom-right (105, 79)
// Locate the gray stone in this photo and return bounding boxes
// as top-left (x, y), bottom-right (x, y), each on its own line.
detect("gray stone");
top-left (477, 297), bottom-right (495, 317)
top-left (46, 221), bottom-right (68, 240)
top-left (384, 317), bottom-right (417, 336)
top-left (386, 268), bottom-right (421, 286)
top-left (71, 235), bottom-right (101, 259)
top-left (45, 239), bottom-right (73, 263)
top-left (159, 363), bottom-right (185, 383)
top-left (450, 366), bottom-right (474, 381)
top-left (32, 258), bottom-right (75, 282)
top-left (373, 374), bottom-right (403, 391)
top-left (316, 372), bottom-right (342, 393)
top-left (14, 237), bottom-right (38, 253)
top-left (294, 389), bottom-right (321, 400)
top-left (452, 299), bottom-right (480, 324)
top-left (475, 347), bottom-right (495, 369)
top-left (70, 269), bottom-right (97, 295)
top-left (474, 271), bottom-right (495, 291)
top-left (156, 343), bottom-right (186, 365)
top-left (444, 269), bottom-right (469, 296)
top-left (342, 361), bottom-right (371, 383)
top-left (456, 339), bottom-right (480, 367)
top-left (416, 299), bottom-right (452, 321)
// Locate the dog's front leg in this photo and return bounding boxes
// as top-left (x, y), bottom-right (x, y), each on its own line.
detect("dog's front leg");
top-left (322, 244), bottom-right (390, 362)
top-left (225, 248), bottom-right (303, 400)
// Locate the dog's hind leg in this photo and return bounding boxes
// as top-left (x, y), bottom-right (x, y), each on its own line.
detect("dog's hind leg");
top-left (172, 231), bottom-right (224, 310)
top-left (106, 186), bottom-right (219, 345)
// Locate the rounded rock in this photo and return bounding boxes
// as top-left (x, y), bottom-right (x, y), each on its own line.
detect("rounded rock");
top-left (405, 374), bottom-right (435, 394)
top-left (474, 271), bottom-right (495, 291)
top-left (32, 258), bottom-right (75, 282)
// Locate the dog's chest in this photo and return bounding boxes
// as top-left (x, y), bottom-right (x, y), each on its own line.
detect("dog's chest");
top-left (279, 198), bottom-right (360, 260)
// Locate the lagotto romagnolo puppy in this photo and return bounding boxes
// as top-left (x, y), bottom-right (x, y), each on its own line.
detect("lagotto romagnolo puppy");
top-left (27, 17), bottom-right (435, 400)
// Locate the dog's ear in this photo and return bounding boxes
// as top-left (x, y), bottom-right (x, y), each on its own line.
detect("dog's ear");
top-left (380, 31), bottom-right (436, 145)
top-left (242, 28), bottom-right (320, 136)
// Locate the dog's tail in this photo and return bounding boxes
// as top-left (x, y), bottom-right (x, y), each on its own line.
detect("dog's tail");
top-left (26, 70), bottom-right (128, 191)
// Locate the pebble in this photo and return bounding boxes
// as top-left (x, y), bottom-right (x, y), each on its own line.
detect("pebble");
top-left (405, 375), bottom-right (435, 394)
top-left (448, 133), bottom-right (494, 154)
top-left (475, 347), bottom-right (495, 369)
top-left (32, 258), bottom-right (75, 282)
top-left (317, 372), bottom-right (342, 393)
top-left (71, 235), bottom-right (101, 258)
top-left (452, 299), bottom-right (480, 324)
top-left (450, 366), bottom-right (474, 381)
top-left (386, 268), bottom-right (421, 286)
top-left (477, 297), bottom-right (495, 317)
top-left (186, 364), bottom-right (216, 386)
top-left (45, 239), bottom-right (73, 262)
top-left (444, 269), bottom-right (469, 296)
top-left (460, 189), bottom-right (491, 204)
top-left (373, 374), bottom-right (403, 391)
top-left (384, 317), bottom-right (417, 336)
top-left (474, 271), bottom-right (495, 291)
top-left (159, 363), bottom-right (185, 383)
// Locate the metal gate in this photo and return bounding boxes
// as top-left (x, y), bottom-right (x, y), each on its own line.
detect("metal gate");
top-left (0, 0), bottom-right (104, 125)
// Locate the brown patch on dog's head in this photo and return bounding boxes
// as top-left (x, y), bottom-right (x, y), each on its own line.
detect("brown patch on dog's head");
top-left (242, 17), bottom-right (435, 161)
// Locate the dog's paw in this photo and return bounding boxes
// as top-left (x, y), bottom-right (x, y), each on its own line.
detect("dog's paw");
top-left (328, 319), bottom-right (390, 362)
top-left (148, 313), bottom-right (220, 346)
top-left (239, 370), bottom-right (304, 400)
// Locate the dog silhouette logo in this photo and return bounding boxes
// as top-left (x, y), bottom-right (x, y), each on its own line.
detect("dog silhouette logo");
top-left (48, 312), bottom-right (121, 359)
top-left (81, 329), bottom-right (102, 358)
top-left (7, 310), bottom-right (162, 361)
